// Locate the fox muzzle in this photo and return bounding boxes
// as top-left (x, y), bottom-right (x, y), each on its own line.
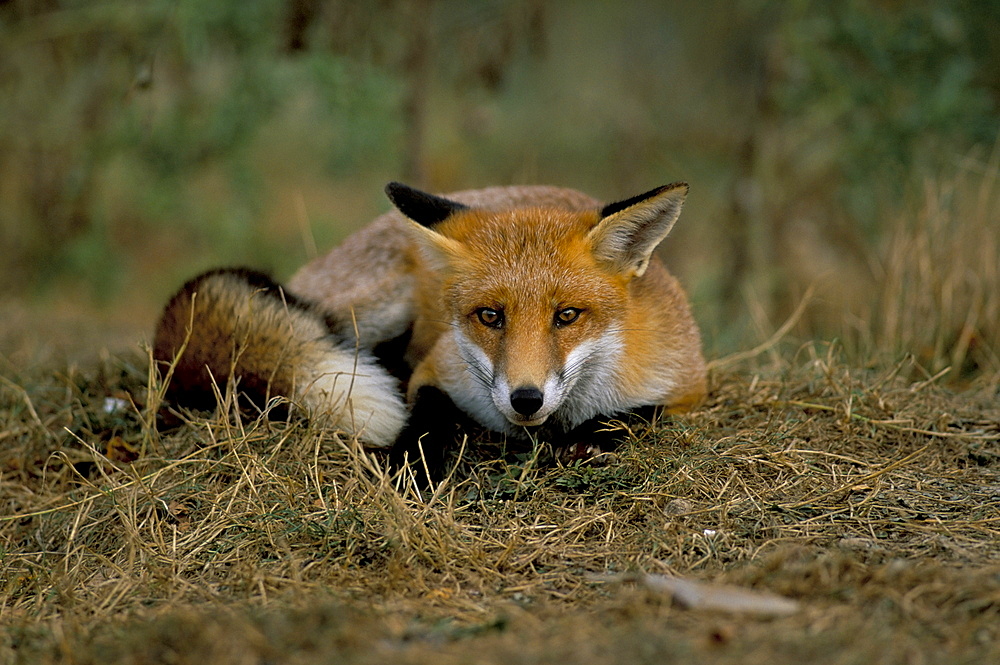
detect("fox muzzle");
top-left (510, 386), bottom-right (544, 417)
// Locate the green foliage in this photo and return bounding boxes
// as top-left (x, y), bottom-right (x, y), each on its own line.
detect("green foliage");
top-left (0, 0), bottom-right (404, 298)
top-left (1, 0), bottom-right (997, 357)
top-left (774, 0), bottom-right (997, 226)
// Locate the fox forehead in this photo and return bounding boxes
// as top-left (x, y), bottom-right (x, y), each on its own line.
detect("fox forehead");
top-left (439, 206), bottom-right (600, 245)
top-left (437, 207), bottom-right (624, 311)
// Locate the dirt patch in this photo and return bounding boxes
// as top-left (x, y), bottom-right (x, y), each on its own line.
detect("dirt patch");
top-left (1, 345), bottom-right (998, 664)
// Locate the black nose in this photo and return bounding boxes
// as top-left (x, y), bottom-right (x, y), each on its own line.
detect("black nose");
top-left (510, 387), bottom-right (544, 416)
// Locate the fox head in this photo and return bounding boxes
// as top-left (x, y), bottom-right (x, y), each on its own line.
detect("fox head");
top-left (387, 181), bottom-right (688, 431)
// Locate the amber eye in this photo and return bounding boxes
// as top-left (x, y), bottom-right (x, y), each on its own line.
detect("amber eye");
top-left (554, 307), bottom-right (582, 326)
top-left (476, 307), bottom-right (504, 328)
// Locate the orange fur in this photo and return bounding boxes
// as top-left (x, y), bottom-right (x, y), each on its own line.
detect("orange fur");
top-left (388, 185), bottom-right (706, 433)
top-left (155, 182), bottom-right (706, 451)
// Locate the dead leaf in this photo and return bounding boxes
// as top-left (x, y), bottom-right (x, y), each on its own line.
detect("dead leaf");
top-left (596, 573), bottom-right (801, 617)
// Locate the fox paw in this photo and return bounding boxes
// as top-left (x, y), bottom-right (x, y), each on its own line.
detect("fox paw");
top-left (553, 442), bottom-right (618, 466)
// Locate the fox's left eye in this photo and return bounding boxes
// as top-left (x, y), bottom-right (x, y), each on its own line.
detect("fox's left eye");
top-left (554, 307), bottom-right (582, 326)
top-left (476, 307), bottom-right (504, 328)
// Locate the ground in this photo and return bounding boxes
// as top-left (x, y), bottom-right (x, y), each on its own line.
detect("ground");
top-left (1, 318), bottom-right (998, 665)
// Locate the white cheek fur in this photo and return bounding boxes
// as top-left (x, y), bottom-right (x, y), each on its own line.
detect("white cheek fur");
top-left (445, 326), bottom-right (632, 434)
top-left (555, 331), bottom-right (627, 428)
top-left (451, 327), bottom-right (515, 433)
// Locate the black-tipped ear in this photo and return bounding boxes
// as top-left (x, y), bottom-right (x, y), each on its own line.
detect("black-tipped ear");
top-left (599, 184), bottom-right (685, 219)
top-left (385, 182), bottom-right (468, 227)
top-left (587, 182), bottom-right (688, 279)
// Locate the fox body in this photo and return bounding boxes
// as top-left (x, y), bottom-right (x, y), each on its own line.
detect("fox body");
top-left (153, 182), bottom-right (706, 457)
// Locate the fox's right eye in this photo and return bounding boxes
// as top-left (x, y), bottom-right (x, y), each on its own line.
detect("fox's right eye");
top-left (476, 307), bottom-right (504, 328)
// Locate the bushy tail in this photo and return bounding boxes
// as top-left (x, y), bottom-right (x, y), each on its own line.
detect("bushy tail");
top-left (152, 268), bottom-right (406, 448)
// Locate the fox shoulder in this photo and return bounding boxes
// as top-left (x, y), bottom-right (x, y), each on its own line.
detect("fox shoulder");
top-left (153, 268), bottom-right (406, 448)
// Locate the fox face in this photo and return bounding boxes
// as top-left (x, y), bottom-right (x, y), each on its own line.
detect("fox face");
top-left (388, 182), bottom-right (691, 435)
top-left (444, 209), bottom-right (629, 429)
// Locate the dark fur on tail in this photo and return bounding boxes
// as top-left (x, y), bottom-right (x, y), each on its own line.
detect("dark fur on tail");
top-left (154, 268), bottom-right (302, 414)
top-left (152, 267), bottom-right (407, 446)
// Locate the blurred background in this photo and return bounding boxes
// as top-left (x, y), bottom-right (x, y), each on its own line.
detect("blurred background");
top-left (1, 0), bottom-right (998, 377)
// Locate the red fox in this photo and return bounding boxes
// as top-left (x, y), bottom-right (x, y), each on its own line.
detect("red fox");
top-left (153, 182), bottom-right (706, 465)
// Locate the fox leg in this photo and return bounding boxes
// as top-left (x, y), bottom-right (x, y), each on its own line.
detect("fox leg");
top-left (546, 406), bottom-right (661, 465)
top-left (389, 385), bottom-right (471, 484)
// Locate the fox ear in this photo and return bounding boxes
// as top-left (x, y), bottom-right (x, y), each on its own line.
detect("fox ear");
top-left (385, 182), bottom-right (468, 227)
top-left (402, 219), bottom-right (466, 272)
top-left (587, 182), bottom-right (688, 278)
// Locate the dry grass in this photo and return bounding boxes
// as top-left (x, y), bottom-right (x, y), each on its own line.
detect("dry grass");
top-left (2, 161), bottom-right (998, 664)
top-left (1, 339), bottom-right (998, 664)
top-left (860, 149), bottom-right (1000, 382)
